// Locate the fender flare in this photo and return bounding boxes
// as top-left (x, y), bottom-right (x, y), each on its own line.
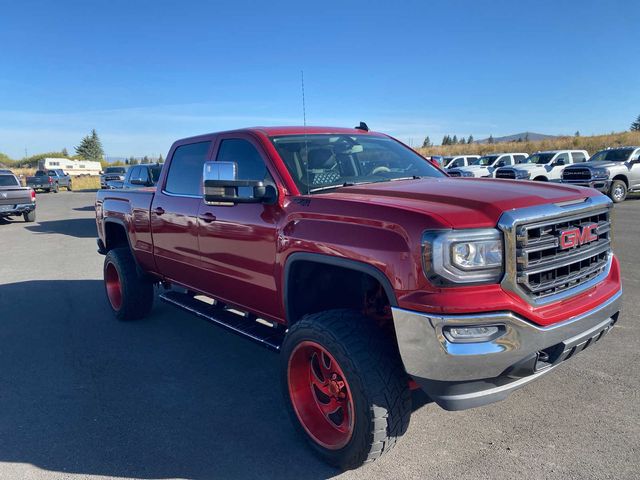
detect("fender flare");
top-left (283, 252), bottom-right (398, 323)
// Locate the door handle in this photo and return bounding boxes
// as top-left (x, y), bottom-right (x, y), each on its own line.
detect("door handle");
top-left (154, 207), bottom-right (165, 216)
top-left (199, 212), bottom-right (217, 223)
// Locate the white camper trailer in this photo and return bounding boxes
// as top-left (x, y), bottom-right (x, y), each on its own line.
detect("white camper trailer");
top-left (38, 158), bottom-right (102, 176)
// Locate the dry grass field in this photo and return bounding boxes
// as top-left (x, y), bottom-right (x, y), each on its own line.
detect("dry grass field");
top-left (418, 131), bottom-right (640, 157)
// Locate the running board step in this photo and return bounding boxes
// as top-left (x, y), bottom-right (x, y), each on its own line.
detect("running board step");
top-left (159, 291), bottom-right (285, 351)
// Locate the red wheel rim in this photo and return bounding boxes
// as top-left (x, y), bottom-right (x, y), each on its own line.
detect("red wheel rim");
top-left (105, 262), bottom-right (122, 310)
top-left (288, 341), bottom-right (355, 450)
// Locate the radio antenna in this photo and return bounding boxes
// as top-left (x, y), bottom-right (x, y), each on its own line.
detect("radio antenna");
top-left (302, 70), bottom-right (310, 194)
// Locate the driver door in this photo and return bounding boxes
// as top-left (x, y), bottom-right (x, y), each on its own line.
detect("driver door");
top-left (196, 134), bottom-right (283, 321)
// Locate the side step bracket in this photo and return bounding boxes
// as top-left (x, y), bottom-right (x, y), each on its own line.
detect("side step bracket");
top-left (159, 290), bottom-right (285, 351)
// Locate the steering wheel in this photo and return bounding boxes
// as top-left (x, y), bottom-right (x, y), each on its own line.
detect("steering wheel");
top-left (371, 166), bottom-right (391, 175)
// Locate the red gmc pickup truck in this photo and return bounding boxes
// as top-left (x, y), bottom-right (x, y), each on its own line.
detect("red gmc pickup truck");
top-left (95, 126), bottom-right (622, 469)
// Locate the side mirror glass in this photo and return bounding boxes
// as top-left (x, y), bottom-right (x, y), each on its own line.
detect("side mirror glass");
top-left (203, 161), bottom-right (276, 205)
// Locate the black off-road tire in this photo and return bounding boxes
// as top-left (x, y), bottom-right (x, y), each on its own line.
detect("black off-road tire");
top-left (67, 182), bottom-right (73, 191)
top-left (281, 309), bottom-right (411, 470)
top-left (609, 179), bottom-right (627, 203)
top-left (23, 210), bottom-right (36, 222)
top-left (103, 247), bottom-right (154, 320)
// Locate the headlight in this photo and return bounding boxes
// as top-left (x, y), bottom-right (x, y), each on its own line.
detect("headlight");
top-left (515, 170), bottom-right (531, 179)
top-left (422, 229), bottom-right (504, 284)
top-left (461, 171), bottom-right (474, 177)
top-left (591, 169), bottom-right (610, 179)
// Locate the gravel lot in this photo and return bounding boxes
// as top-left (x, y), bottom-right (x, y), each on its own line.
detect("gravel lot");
top-left (0, 192), bottom-right (638, 480)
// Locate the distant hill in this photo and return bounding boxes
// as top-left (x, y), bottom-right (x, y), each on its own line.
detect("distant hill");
top-left (418, 130), bottom-right (640, 157)
top-left (476, 132), bottom-right (558, 144)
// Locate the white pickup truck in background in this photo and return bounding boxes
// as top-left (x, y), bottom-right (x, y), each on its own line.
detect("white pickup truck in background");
top-left (495, 150), bottom-right (589, 182)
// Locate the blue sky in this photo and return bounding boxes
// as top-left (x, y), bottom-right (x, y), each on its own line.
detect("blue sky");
top-left (0, 0), bottom-right (638, 159)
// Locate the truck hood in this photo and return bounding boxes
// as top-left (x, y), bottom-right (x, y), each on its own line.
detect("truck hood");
top-left (509, 164), bottom-right (545, 172)
top-left (320, 177), bottom-right (596, 228)
top-left (452, 165), bottom-right (490, 172)
top-left (567, 161), bottom-right (623, 169)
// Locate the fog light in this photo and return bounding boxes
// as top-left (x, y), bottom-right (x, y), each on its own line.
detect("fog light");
top-left (443, 325), bottom-right (503, 343)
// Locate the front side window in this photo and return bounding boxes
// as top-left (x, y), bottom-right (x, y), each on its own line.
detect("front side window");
top-left (271, 134), bottom-right (444, 193)
top-left (216, 139), bottom-right (270, 182)
top-left (129, 167), bottom-right (141, 181)
top-left (528, 153), bottom-right (555, 165)
top-left (165, 141), bottom-right (211, 196)
top-left (477, 155), bottom-right (499, 166)
top-left (497, 155), bottom-right (513, 166)
top-left (555, 152), bottom-right (570, 164)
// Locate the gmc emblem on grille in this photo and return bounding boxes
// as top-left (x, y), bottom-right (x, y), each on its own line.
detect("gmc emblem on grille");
top-left (559, 223), bottom-right (598, 249)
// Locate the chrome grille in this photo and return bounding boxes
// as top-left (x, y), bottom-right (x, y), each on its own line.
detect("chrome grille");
top-left (496, 169), bottom-right (516, 179)
top-left (448, 171), bottom-right (462, 177)
top-left (562, 168), bottom-right (591, 181)
top-left (515, 209), bottom-right (610, 300)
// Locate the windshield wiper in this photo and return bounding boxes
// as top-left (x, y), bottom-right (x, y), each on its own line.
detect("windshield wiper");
top-left (308, 182), bottom-right (359, 193)
top-left (387, 176), bottom-right (422, 182)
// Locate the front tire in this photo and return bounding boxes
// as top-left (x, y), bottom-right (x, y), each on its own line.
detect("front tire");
top-left (281, 309), bottom-right (411, 470)
top-left (103, 248), bottom-right (154, 320)
top-left (609, 180), bottom-right (627, 203)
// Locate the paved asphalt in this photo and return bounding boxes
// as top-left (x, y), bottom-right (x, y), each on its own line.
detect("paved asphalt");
top-left (0, 192), bottom-right (638, 480)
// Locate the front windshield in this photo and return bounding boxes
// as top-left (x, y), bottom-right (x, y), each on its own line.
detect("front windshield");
top-left (477, 155), bottom-right (499, 166)
top-left (589, 148), bottom-right (635, 163)
top-left (105, 167), bottom-right (126, 174)
top-left (528, 153), bottom-right (556, 164)
top-left (271, 134), bottom-right (445, 193)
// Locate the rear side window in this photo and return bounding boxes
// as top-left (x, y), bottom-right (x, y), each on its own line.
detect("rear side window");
top-left (165, 141), bottom-right (211, 196)
top-left (571, 152), bottom-right (586, 163)
top-left (0, 175), bottom-right (19, 187)
top-left (514, 154), bottom-right (528, 164)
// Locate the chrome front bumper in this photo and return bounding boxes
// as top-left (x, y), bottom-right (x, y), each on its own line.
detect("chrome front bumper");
top-left (562, 179), bottom-right (611, 193)
top-left (392, 289), bottom-right (622, 410)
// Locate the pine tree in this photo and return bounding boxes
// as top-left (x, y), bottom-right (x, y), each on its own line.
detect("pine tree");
top-left (75, 129), bottom-right (105, 160)
top-left (442, 135), bottom-right (449, 146)
top-left (158, 153), bottom-right (164, 163)
top-left (459, 137), bottom-right (466, 145)
top-left (575, 130), bottom-right (580, 137)
top-left (452, 135), bottom-right (458, 144)
top-left (631, 114), bottom-right (640, 132)
top-left (467, 135), bottom-right (473, 144)
top-left (488, 135), bottom-right (494, 144)
top-left (141, 156), bottom-right (150, 164)
top-left (61, 147), bottom-right (69, 157)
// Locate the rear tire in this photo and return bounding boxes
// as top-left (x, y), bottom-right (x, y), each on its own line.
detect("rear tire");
top-left (52, 183), bottom-right (59, 193)
top-left (67, 182), bottom-right (73, 191)
top-left (23, 210), bottom-right (36, 222)
top-left (103, 247), bottom-right (154, 320)
top-left (609, 180), bottom-right (627, 203)
top-left (533, 176), bottom-right (548, 181)
top-left (281, 309), bottom-right (411, 470)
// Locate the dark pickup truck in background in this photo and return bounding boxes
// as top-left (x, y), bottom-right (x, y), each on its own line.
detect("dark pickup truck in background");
top-left (26, 169), bottom-right (72, 193)
top-left (95, 126), bottom-right (622, 469)
top-left (105, 164), bottom-right (162, 189)
top-left (0, 173), bottom-right (36, 222)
